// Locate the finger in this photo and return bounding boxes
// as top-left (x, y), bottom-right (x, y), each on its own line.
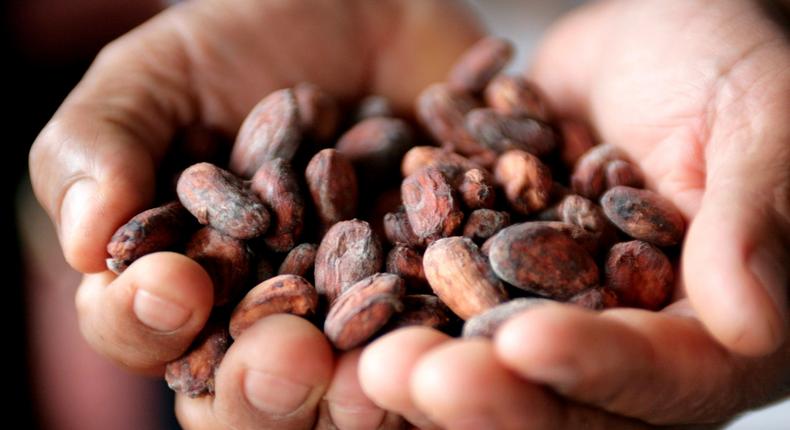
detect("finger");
top-left (494, 303), bottom-right (790, 425)
top-left (76, 252), bottom-right (213, 374)
top-left (176, 314), bottom-right (334, 430)
top-left (359, 327), bottom-right (450, 429)
top-left (410, 338), bottom-right (649, 430)
top-left (316, 349), bottom-right (404, 430)
top-left (684, 44), bottom-right (790, 355)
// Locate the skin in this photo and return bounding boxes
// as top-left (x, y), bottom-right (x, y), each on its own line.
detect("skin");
top-left (29, 0), bottom-right (788, 429)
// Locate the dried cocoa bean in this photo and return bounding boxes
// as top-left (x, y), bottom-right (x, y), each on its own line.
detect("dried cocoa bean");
top-left (294, 82), bottom-right (340, 143)
top-left (605, 240), bottom-right (673, 310)
top-left (314, 220), bottom-right (383, 303)
top-left (250, 158), bottom-right (304, 252)
top-left (463, 209), bottom-right (511, 244)
top-left (488, 222), bottom-right (599, 299)
top-left (229, 274), bottom-right (318, 339)
top-left (448, 36), bottom-right (513, 94)
top-left (558, 119), bottom-right (595, 168)
top-left (385, 294), bottom-right (454, 331)
top-left (601, 186), bottom-right (685, 246)
top-left (278, 243), bottom-right (317, 278)
top-left (383, 208), bottom-right (422, 247)
top-left (353, 95), bottom-right (394, 121)
top-left (335, 117), bottom-right (413, 184)
top-left (305, 148), bottom-right (358, 229)
top-left (324, 273), bottom-right (405, 350)
top-left (605, 159), bottom-right (644, 189)
top-left (415, 83), bottom-right (483, 156)
top-left (571, 144), bottom-right (643, 199)
top-left (177, 162), bottom-right (270, 240)
top-left (165, 321), bottom-right (230, 398)
top-left (465, 108), bottom-right (555, 156)
top-left (106, 201), bottom-right (194, 273)
top-left (386, 244), bottom-right (427, 291)
top-left (462, 298), bottom-right (552, 338)
top-left (186, 227), bottom-right (251, 306)
top-left (494, 149), bottom-right (553, 214)
top-left (402, 167), bottom-right (464, 243)
top-left (568, 287), bottom-right (619, 310)
top-left (423, 237), bottom-right (508, 320)
top-left (230, 88), bottom-right (302, 177)
top-left (401, 146), bottom-right (481, 179)
top-left (458, 168), bottom-right (495, 209)
top-left (484, 74), bottom-right (551, 122)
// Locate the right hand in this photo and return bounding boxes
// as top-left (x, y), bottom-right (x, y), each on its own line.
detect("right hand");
top-left (29, 0), bottom-right (483, 428)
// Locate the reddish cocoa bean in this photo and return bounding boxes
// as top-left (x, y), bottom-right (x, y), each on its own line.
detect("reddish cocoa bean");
top-left (306, 149), bottom-right (359, 229)
top-left (556, 195), bottom-right (619, 250)
top-left (448, 36), bottom-right (513, 94)
top-left (558, 119), bottom-right (595, 168)
top-left (605, 240), bottom-right (673, 310)
top-left (353, 95), bottom-right (394, 122)
top-left (465, 108), bottom-right (555, 156)
top-left (250, 159), bottom-right (304, 252)
top-left (106, 201), bottom-right (194, 273)
top-left (488, 223), bottom-right (599, 299)
top-left (601, 186), bottom-right (686, 246)
top-left (458, 168), bottom-right (495, 209)
top-left (383, 209), bottom-right (422, 247)
top-left (336, 117), bottom-right (413, 184)
top-left (385, 294), bottom-right (454, 331)
top-left (462, 298), bottom-right (552, 338)
top-left (229, 274), bottom-right (319, 339)
top-left (324, 273), bottom-right (405, 350)
top-left (165, 321), bottom-right (230, 398)
top-left (314, 220), bottom-right (383, 303)
top-left (494, 149), bottom-right (553, 214)
top-left (484, 74), bottom-right (551, 122)
top-left (186, 227), bottom-right (251, 306)
top-left (415, 83), bottom-right (483, 156)
top-left (386, 245), bottom-right (427, 291)
top-left (402, 167), bottom-right (465, 243)
top-left (230, 89), bottom-right (302, 177)
top-left (401, 146), bottom-right (482, 180)
top-left (177, 162), bottom-right (270, 240)
top-left (571, 144), bottom-right (642, 199)
top-left (568, 287), bottom-right (619, 310)
top-left (463, 209), bottom-right (511, 244)
top-left (294, 82), bottom-right (340, 143)
top-left (278, 243), bottom-right (317, 278)
top-left (368, 188), bottom-right (403, 241)
top-left (423, 237), bottom-right (508, 320)
top-left (605, 159), bottom-right (644, 189)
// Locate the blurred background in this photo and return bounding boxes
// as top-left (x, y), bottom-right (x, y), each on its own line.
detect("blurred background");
top-left (5, 0), bottom-right (787, 428)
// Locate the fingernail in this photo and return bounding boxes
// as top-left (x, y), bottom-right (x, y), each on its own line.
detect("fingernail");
top-left (244, 369), bottom-right (311, 415)
top-left (327, 399), bottom-right (385, 430)
top-left (133, 289), bottom-right (191, 332)
top-left (59, 178), bottom-right (98, 245)
top-left (749, 245), bottom-right (789, 327)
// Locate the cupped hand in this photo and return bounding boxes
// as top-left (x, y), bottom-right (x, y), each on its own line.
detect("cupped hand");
top-left (29, 0), bottom-right (482, 428)
top-left (360, 0), bottom-right (789, 428)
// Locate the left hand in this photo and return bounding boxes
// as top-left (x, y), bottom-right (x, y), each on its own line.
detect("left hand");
top-left (358, 0), bottom-right (789, 428)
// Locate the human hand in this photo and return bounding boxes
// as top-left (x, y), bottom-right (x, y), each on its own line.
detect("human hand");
top-left (359, 0), bottom-right (789, 428)
top-left (28, 0), bottom-right (483, 428)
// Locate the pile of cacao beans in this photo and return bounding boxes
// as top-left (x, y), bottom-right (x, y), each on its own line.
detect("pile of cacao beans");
top-left (105, 37), bottom-right (685, 398)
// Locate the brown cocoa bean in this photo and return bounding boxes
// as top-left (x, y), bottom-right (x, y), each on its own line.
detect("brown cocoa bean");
top-left (494, 149), bottom-right (553, 214)
top-left (462, 298), bottom-right (552, 338)
top-left (177, 162), bottom-right (270, 240)
top-left (458, 168), bottom-right (495, 209)
top-left (229, 274), bottom-right (319, 339)
top-left (605, 159), bottom-right (644, 189)
top-left (465, 108), bottom-right (555, 156)
top-left (294, 82), bottom-right (340, 143)
top-left (353, 95), bottom-right (394, 122)
top-left (556, 194), bottom-right (619, 250)
top-left (448, 36), bottom-right (513, 94)
top-left (250, 158), bottom-right (305, 252)
top-left (278, 243), bottom-right (317, 278)
top-left (383, 208), bottom-right (422, 247)
top-left (415, 83), bottom-right (483, 156)
top-left (305, 149), bottom-right (359, 229)
top-left (186, 227), bottom-right (251, 306)
top-left (463, 209), bottom-right (511, 244)
top-left (484, 74), bottom-right (551, 122)
top-left (385, 294), bottom-right (454, 331)
top-left (558, 119), bottom-right (595, 168)
top-left (386, 244), bottom-right (427, 291)
top-left (423, 237), bottom-right (508, 320)
top-left (401, 146), bottom-right (481, 180)
top-left (601, 186), bottom-right (685, 246)
top-left (106, 201), bottom-right (194, 273)
top-left (605, 240), bottom-right (673, 310)
top-left (165, 321), bottom-right (230, 398)
top-left (402, 167), bottom-right (465, 243)
top-left (488, 222), bottom-right (599, 299)
top-left (230, 88), bottom-right (302, 177)
top-left (324, 273), bottom-right (405, 350)
top-left (336, 117), bottom-right (413, 184)
top-left (568, 287), bottom-right (619, 310)
top-left (315, 220), bottom-right (383, 303)
top-left (571, 143), bottom-right (642, 199)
